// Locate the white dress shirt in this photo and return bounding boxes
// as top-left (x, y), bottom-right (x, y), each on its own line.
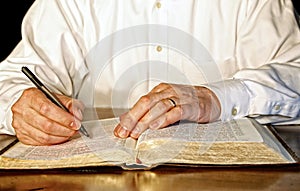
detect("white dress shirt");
top-left (0, 0), bottom-right (300, 135)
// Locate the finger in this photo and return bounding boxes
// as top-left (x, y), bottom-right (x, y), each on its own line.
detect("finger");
top-left (114, 112), bottom-right (134, 138)
top-left (18, 131), bottom-right (71, 146)
top-left (31, 93), bottom-right (82, 131)
top-left (14, 109), bottom-right (77, 138)
top-left (114, 123), bottom-right (130, 138)
top-left (129, 98), bottom-right (177, 138)
top-left (16, 88), bottom-right (81, 131)
top-left (16, 134), bottom-right (44, 146)
top-left (16, 129), bottom-right (69, 146)
top-left (115, 90), bottom-right (173, 138)
top-left (115, 94), bottom-right (161, 138)
top-left (149, 83), bottom-right (170, 93)
top-left (31, 110), bottom-right (76, 137)
top-left (68, 100), bottom-right (84, 121)
top-left (149, 106), bottom-right (182, 130)
top-left (114, 83), bottom-right (179, 138)
top-left (14, 117), bottom-right (72, 145)
top-left (57, 95), bottom-right (85, 120)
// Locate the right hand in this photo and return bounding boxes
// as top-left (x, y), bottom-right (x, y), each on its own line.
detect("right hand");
top-left (11, 87), bottom-right (85, 145)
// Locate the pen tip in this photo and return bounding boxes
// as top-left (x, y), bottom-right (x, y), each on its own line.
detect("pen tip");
top-left (80, 126), bottom-right (90, 137)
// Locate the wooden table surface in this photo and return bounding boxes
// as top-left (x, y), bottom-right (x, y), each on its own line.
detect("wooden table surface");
top-left (0, 108), bottom-right (299, 191)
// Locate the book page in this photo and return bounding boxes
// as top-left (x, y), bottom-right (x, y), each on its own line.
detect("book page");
top-left (82, 118), bottom-right (137, 163)
top-left (0, 118), bottom-right (296, 169)
top-left (0, 118), bottom-right (136, 169)
top-left (136, 118), bottom-right (292, 166)
top-left (137, 118), bottom-right (263, 145)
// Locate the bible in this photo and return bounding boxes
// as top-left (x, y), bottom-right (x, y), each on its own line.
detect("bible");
top-left (0, 117), bottom-right (298, 170)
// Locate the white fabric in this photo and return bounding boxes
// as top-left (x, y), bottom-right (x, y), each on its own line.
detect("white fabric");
top-left (1, 0), bottom-right (300, 135)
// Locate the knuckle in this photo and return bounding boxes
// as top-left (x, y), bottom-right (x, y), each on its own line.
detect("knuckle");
top-left (161, 99), bottom-right (171, 110)
top-left (134, 126), bottom-right (143, 133)
top-left (11, 99), bottom-right (24, 114)
top-left (119, 112), bottom-right (129, 121)
top-left (39, 102), bottom-right (51, 115)
top-left (22, 88), bottom-right (38, 100)
top-left (11, 119), bottom-right (19, 130)
top-left (181, 104), bottom-right (192, 120)
top-left (153, 83), bottom-right (163, 89)
top-left (153, 82), bottom-right (169, 92)
top-left (165, 111), bottom-right (179, 126)
top-left (131, 123), bottom-right (146, 136)
top-left (22, 110), bottom-right (33, 119)
top-left (158, 82), bottom-right (168, 87)
top-left (164, 115), bottom-right (172, 124)
top-left (15, 134), bottom-right (28, 144)
top-left (12, 88), bottom-right (38, 114)
top-left (43, 120), bottom-right (55, 132)
top-left (139, 95), bottom-right (151, 105)
top-left (136, 120), bottom-right (147, 128)
top-left (37, 135), bottom-right (51, 145)
top-left (22, 88), bottom-right (33, 97)
top-left (71, 100), bottom-right (85, 112)
top-left (11, 103), bottom-right (18, 113)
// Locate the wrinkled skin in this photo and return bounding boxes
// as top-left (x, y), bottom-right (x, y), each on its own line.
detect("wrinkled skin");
top-left (114, 83), bottom-right (221, 139)
top-left (11, 88), bottom-right (85, 145)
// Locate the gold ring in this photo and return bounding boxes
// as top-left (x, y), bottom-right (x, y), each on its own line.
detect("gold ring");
top-left (168, 98), bottom-right (176, 108)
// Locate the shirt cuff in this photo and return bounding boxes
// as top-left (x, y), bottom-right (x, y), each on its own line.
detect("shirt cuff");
top-left (0, 93), bottom-right (21, 136)
top-left (202, 79), bottom-right (250, 121)
top-left (0, 109), bottom-right (16, 135)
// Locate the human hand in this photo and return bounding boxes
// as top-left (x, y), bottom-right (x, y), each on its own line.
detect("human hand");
top-left (11, 87), bottom-right (85, 145)
top-left (114, 83), bottom-right (221, 139)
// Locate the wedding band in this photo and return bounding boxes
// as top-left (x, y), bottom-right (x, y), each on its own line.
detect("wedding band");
top-left (168, 98), bottom-right (176, 108)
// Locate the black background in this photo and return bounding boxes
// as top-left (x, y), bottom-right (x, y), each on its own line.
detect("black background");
top-left (0, 0), bottom-right (299, 61)
top-left (0, 0), bottom-right (34, 61)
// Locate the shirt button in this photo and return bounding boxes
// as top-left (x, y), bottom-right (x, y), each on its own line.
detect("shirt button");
top-left (231, 107), bottom-right (238, 116)
top-left (156, 2), bottom-right (161, 9)
top-left (156, 45), bottom-right (163, 52)
top-left (274, 105), bottom-right (281, 111)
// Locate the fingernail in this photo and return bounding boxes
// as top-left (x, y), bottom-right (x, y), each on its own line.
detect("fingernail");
top-left (70, 121), bottom-right (81, 130)
top-left (70, 121), bottom-right (76, 129)
top-left (118, 127), bottom-right (129, 138)
top-left (149, 121), bottom-right (159, 130)
top-left (130, 127), bottom-right (141, 138)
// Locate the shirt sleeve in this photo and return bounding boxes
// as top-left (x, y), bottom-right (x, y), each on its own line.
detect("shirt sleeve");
top-left (207, 0), bottom-right (300, 124)
top-left (0, 0), bottom-right (88, 135)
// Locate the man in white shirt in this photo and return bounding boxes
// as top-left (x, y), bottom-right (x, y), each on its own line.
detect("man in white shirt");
top-left (0, 0), bottom-right (299, 145)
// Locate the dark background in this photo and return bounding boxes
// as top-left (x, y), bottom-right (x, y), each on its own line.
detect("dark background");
top-left (0, 0), bottom-right (35, 61)
top-left (0, 0), bottom-right (299, 61)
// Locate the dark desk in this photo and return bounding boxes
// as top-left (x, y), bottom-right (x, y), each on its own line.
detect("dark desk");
top-left (0, 108), bottom-right (299, 191)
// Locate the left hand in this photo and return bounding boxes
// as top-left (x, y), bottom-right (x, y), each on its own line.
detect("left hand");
top-left (113, 83), bottom-right (221, 139)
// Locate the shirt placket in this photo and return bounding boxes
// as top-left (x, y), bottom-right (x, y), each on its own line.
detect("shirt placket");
top-left (148, 0), bottom-right (170, 89)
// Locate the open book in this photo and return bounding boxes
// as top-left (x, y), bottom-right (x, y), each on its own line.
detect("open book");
top-left (0, 117), bottom-right (298, 170)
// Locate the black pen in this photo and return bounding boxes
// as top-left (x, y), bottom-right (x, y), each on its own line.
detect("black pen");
top-left (21, 66), bottom-right (90, 137)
